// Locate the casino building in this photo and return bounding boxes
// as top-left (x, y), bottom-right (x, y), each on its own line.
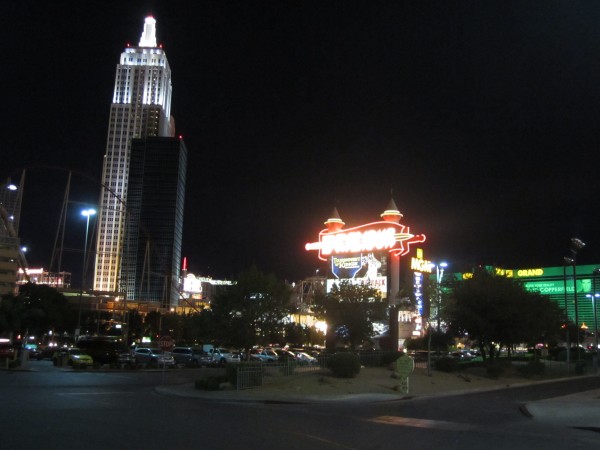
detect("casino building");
top-left (454, 264), bottom-right (600, 333)
top-left (305, 200), bottom-right (600, 349)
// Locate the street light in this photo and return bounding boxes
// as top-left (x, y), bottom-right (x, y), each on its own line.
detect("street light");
top-left (584, 293), bottom-right (599, 350)
top-left (76, 208), bottom-right (96, 338)
top-left (589, 268), bottom-right (600, 371)
top-left (562, 257), bottom-right (572, 365)
top-left (564, 238), bottom-right (585, 360)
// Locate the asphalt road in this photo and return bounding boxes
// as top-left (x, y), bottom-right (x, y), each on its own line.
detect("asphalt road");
top-left (1, 360), bottom-right (599, 449)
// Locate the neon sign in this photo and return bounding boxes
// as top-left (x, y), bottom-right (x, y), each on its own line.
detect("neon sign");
top-left (305, 221), bottom-right (426, 262)
top-left (461, 267), bottom-right (545, 279)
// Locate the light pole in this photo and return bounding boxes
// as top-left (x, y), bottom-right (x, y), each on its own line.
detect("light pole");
top-left (562, 260), bottom-right (571, 365)
top-left (589, 268), bottom-right (600, 371)
top-left (569, 238), bottom-right (585, 358)
top-left (76, 208), bottom-right (96, 338)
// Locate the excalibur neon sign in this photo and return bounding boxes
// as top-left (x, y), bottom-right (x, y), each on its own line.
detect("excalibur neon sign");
top-left (305, 221), bottom-right (426, 261)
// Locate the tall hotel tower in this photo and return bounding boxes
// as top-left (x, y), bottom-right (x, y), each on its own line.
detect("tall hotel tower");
top-left (94, 17), bottom-right (175, 296)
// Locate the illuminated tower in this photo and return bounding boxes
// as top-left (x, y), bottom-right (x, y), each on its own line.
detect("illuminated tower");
top-left (94, 16), bottom-right (174, 294)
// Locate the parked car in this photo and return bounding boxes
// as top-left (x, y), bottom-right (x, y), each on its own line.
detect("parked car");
top-left (275, 349), bottom-right (297, 361)
top-left (53, 348), bottom-right (94, 368)
top-left (77, 338), bottom-right (132, 366)
top-left (251, 348), bottom-right (278, 363)
top-left (210, 348), bottom-right (241, 365)
top-left (295, 352), bottom-right (318, 366)
top-left (171, 347), bottom-right (212, 367)
top-left (37, 343), bottom-right (61, 360)
top-left (0, 342), bottom-right (16, 360)
top-left (134, 348), bottom-right (175, 367)
top-left (25, 344), bottom-right (42, 360)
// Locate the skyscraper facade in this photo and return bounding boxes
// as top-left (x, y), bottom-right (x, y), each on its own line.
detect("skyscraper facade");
top-left (94, 17), bottom-right (174, 294)
top-left (125, 137), bottom-right (187, 307)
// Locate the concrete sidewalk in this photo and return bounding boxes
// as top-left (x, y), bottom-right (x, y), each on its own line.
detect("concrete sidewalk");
top-left (155, 369), bottom-right (600, 428)
top-left (521, 387), bottom-right (600, 428)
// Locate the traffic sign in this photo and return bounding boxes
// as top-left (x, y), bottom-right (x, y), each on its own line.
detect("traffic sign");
top-left (157, 336), bottom-right (174, 351)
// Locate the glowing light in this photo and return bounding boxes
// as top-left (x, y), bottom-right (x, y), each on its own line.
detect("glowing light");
top-left (81, 209), bottom-right (96, 217)
top-left (139, 16), bottom-right (157, 48)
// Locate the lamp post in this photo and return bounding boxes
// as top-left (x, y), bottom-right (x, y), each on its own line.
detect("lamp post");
top-left (590, 268), bottom-right (600, 371)
top-left (76, 208), bottom-right (96, 338)
top-left (569, 238), bottom-right (585, 358)
top-left (562, 260), bottom-right (571, 365)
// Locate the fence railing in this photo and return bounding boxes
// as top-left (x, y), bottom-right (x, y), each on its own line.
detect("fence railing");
top-left (235, 360), bottom-right (323, 390)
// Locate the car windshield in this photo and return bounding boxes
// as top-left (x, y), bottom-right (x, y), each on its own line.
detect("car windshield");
top-left (218, 349), bottom-right (230, 354)
top-left (69, 349), bottom-right (84, 355)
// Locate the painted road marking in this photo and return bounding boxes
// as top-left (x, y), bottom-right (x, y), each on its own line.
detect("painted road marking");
top-left (369, 415), bottom-right (479, 431)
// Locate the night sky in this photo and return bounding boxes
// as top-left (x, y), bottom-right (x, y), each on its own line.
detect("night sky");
top-left (4, 1), bottom-right (600, 283)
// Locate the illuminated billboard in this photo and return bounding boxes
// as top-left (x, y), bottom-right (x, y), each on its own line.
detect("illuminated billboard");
top-left (306, 203), bottom-right (426, 301)
top-left (328, 252), bottom-right (388, 297)
top-left (305, 221), bottom-right (425, 262)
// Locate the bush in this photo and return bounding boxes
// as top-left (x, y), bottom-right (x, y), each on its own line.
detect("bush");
top-left (329, 352), bottom-right (361, 378)
top-left (434, 357), bottom-right (459, 372)
top-left (195, 375), bottom-right (227, 391)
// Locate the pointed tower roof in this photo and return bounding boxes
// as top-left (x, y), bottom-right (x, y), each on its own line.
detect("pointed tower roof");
top-left (381, 198), bottom-right (403, 223)
top-left (139, 16), bottom-right (157, 47)
top-left (324, 207), bottom-right (345, 232)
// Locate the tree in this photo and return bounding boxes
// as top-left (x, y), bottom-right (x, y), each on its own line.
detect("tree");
top-left (446, 268), bottom-right (563, 362)
top-left (313, 281), bottom-right (387, 350)
top-left (0, 284), bottom-right (76, 339)
top-left (210, 266), bottom-right (291, 356)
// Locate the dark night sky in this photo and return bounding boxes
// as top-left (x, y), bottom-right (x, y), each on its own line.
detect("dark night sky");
top-left (3, 1), bottom-right (600, 282)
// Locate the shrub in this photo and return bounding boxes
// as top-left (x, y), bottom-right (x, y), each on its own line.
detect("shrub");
top-left (195, 375), bottom-right (227, 391)
top-left (434, 357), bottom-right (458, 373)
top-left (329, 352), bottom-right (361, 378)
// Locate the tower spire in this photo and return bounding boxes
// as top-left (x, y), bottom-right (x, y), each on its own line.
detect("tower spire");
top-left (381, 197), bottom-right (403, 223)
top-left (139, 16), bottom-right (157, 47)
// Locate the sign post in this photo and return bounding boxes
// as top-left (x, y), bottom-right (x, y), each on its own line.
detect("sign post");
top-left (158, 336), bottom-right (174, 352)
top-left (392, 356), bottom-right (415, 394)
top-left (157, 336), bottom-right (174, 383)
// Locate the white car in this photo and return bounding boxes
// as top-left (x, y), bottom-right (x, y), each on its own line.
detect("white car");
top-left (251, 348), bottom-right (279, 363)
top-left (296, 352), bottom-right (318, 365)
top-left (210, 348), bottom-right (241, 365)
top-left (134, 348), bottom-right (175, 367)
